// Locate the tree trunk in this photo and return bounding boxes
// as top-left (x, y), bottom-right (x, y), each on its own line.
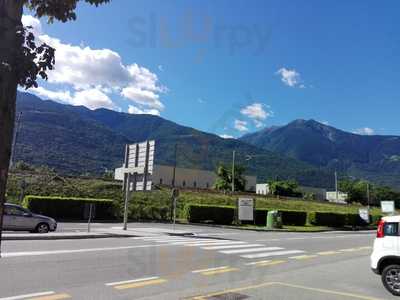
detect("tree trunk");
top-left (0, 0), bottom-right (23, 256)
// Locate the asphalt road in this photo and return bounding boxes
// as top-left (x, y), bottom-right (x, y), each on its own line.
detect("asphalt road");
top-left (0, 223), bottom-right (395, 300)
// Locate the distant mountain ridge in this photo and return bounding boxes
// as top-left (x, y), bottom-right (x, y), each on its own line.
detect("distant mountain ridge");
top-left (240, 119), bottom-right (400, 188)
top-left (14, 92), bottom-right (333, 188)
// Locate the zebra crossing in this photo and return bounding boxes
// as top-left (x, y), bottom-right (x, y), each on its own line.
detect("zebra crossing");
top-left (132, 235), bottom-right (305, 260)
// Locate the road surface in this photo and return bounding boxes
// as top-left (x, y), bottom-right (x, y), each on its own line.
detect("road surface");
top-left (0, 223), bottom-right (394, 300)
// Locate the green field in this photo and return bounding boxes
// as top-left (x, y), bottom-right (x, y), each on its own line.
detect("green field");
top-left (6, 171), bottom-right (382, 227)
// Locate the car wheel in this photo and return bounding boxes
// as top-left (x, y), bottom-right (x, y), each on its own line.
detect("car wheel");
top-left (35, 223), bottom-right (50, 233)
top-left (382, 264), bottom-right (400, 296)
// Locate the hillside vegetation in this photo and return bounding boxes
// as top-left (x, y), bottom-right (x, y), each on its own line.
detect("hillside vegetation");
top-left (6, 170), bottom-right (382, 224)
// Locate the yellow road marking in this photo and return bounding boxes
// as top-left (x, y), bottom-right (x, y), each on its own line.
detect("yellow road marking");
top-left (114, 278), bottom-right (167, 290)
top-left (290, 255), bottom-right (318, 260)
top-left (274, 282), bottom-right (380, 300)
top-left (188, 281), bottom-right (380, 300)
top-left (188, 282), bottom-right (276, 299)
top-left (256, 260), bottom-right (286, 267)
top-left (317, 251), bottom-right (340, 256)
top-left (29, 294), bottom-right (71, 300)
top-left (202, 267), bottom-right (239, 275)
top-left (357, 246), bottom-right (372, 250)
top-left (339, 248), bottom-right (358, 252)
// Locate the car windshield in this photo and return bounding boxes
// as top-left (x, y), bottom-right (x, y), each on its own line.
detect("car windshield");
top-left (0, 1), bottom-right (399, 299)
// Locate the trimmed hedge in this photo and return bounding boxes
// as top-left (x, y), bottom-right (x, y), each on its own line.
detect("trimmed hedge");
top-left (185, 204), bottom-right (235, 225)
top-left (280, 210), bottom-right (307, 226)
top-left (182, 204), bottom-right (382, 228)
top-left (255, 209), bottom-right (268, 226)
top-left (22, 195), bottom-right (114, 220)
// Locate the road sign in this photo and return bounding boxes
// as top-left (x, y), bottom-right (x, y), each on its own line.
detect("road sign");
top-left (114, 140), bottom-right (155, 230)
top-left (359, 208), bottom-right (370, 223)
top-left (381, 201), bottom-right (395, 214)
top-left (238, 198), bottom-right (254, 221)
top-left (122, 140), bottom-right (155, 192)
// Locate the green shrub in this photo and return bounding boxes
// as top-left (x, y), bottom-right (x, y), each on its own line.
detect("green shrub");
top-left (370, 214), bottom-right (383, 225)
top-left (22, 195), bottom-right (114, 220)
top-left (255, 209), bottom-right (268, 226)
top-left (280, 210), bottom-right (307, 226)
top-left (310, 212), bottom-right (347, 227)
top-left (185, 204), bottom-right (235, 225)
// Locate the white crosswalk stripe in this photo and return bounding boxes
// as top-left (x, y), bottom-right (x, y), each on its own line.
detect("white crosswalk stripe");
top-left (241, 250), bottom-right (305, 259)
top-left (202, 244), bottom-right (264, 250)
top-left (220, 247), bottom-right (283, 254)
top-left (132, 236), bottom-right (305, 261)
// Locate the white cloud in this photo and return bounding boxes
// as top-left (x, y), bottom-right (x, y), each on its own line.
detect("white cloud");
top-left (353, 127), bottom-right (375, 136)
top-left (241, 103), bottom-right (271, 120)
top-left (240, 103), bottom-right (272, 129)
top-left (158, 65), bottom-right (164, 72)
top-left (31, 86), bottom-right (117, 110)
top-left (128, 105), bottom-right (160, 116)
top-left (219, 134), bottom-right (234, 139)
top-left (31, 86), bottom-right (72, 103)
top-left (22, 15), bottom-right (166, 114)
top-left (234, 120), bottom-right (248, 132)
top-left (198, 98), bottom-right (205, 104)
top-left (276, 68), bottom-right (302, 88)
top-left (22, 15), bottom-right (42, 36)
top-left (72, 88), bottom-right (115, 110)
top-left (254, 120), bottom-right (264, 128)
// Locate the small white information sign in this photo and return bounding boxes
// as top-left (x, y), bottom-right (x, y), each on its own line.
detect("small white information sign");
top-left (359, 208), bottom-right (370, 223)
top-left (238, 198), bottom-right (254, 221)
top-left (381, 201), bottom-right (395, 214)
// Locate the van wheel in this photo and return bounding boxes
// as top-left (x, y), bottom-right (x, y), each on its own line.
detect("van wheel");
top-left (382, 264), bottom-right (400, 296)
top-left (35, 223), bottom-right (50, 233)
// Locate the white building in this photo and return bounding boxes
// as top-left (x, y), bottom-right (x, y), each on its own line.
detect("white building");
top-left (256, 183), bottom-right (270, 195)
top-left (115, 164), bottom-right (257, 191)
top-left (326, 191), bottom-right (348, 204)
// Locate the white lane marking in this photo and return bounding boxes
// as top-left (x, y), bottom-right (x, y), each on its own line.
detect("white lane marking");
top-left (241, 250), bottom-right (305, 259)
top-left (0, 291), bottom-right (55, 300)
top-left (105, 276), bottom-right (159, 286)
top-left (220, 247), bottom-right (283, 254)
top-left (171, 239), bottom-right (221, 245)
top-left (192, 266), bottom-right (229, 273)
top-left (255, 239), bottom-right (280, 242)
top-left (149, 238), bottom-right (200, 243)
top-left (156, 239), bottom-right (215, 243)
top-left (245, 260), bottom-right (271, 266)
top-left (202, 244), bottom-right (264, 250)
top-left (182, 241), bottom-right (247, 247)
top-left (2, 244), bottom-right (166, 258)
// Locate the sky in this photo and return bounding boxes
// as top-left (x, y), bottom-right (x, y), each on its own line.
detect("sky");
top-left (23, 0), bottom-right (400, 138)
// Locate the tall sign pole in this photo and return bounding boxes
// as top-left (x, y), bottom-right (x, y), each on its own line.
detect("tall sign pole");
top-left (122, 144), bottom-right (130, 230)
top-left (117, 141), bottom-right (155, 231)
top-left (232, 150), bottom-right (236, 193)
top-left (335, 170), bottom-right (338, 201)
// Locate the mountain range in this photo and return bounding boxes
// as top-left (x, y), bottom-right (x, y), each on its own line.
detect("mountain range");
top-left (240, 119), bottom-right (400, 188)
top-left (14, 92), bottom-right (332, 188)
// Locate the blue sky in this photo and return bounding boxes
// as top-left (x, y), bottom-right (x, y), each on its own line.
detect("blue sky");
top-left (24, 0), bottom-right (400, 137)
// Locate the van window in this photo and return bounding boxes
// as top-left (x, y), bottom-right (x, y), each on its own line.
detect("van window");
top-left (384, 222), bottom-right (399, 236)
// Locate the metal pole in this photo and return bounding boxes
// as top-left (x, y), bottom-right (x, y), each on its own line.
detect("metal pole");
top-left (9, 112), bottom-right (22, 169)
top-left (232, 150), bottom-right (235, 193)
top-left (123, 173), bottom-right (130, 230)
top-left (367, 182), bottom-right (370, 209)
top-left (335, 171), bottom-right (338, 202)
top-left (87, 204), bottom-right (93, 233)
top-left (173, 196), bottom-right (177, 231)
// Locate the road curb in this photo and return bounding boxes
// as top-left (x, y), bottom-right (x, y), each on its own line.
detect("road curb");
top-left (2, 233), bottom-right (135, 241)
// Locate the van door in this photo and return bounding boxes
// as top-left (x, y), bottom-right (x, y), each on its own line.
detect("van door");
top-left (383, 222), bottom-right (399, 252)
top-left (2, 205), bottom-right (16, 230)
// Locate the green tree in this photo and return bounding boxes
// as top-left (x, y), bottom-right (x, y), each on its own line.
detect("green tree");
top-left (214, 164), bottom-right (246, 192)
top-left (0, 0), bottom-right (110, 248)
top-left (269, 180), bottom-right (302, 197)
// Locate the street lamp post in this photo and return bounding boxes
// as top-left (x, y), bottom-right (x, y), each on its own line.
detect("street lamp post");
top-left (231, 150), bottom-right (235, 193)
